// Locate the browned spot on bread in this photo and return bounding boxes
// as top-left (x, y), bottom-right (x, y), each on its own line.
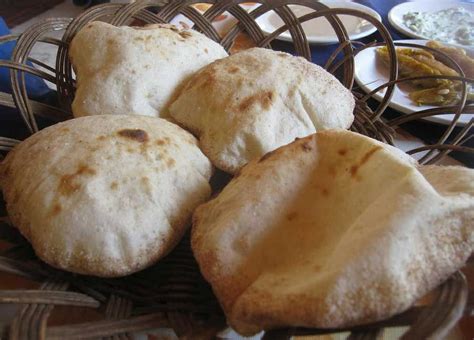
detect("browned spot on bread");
top-left (167, 158), bottom-right (176, 168)
top-left (117, 129), bottom-right (149, 143)
top-left (313, 264), bottom-right (322, 271)
top-left (49, 203), bottom-right (62, 217)
top-left (156, 137), bottom-right (170, 146)
top-left (110, 181), bottom-right (118, 190)
top-left (349, 165), bottom-right (359, 178)
top-left (338, 149), bottom-right (347, 156)
top-left (228, 66), bottom-right (240, 74)
top-left (204, 48), bottom-right (209, 53)
top-left (198, 69), bottom-right (216, 89)
top-left (140, 143), bottom-right (149, 154)
top-left (301, 142), bottom-right (312, 152)
top-left (238, 91), bottom-right (274, 112)
top-left (106, 38), bottom-right (114, 45)
top-left (321, 188), bottom-right (329, 196)
top-left (286, 211), bottom-right (297, 221)
top-left (185, 135), bottom-right (197, 145)
top-left (350, 146), bottom-right (382, 178)
top-left (127, 147), bottom-right (134, 153)
top-left (77, 164), bottom-right (96, 176)
top-left (361, 146), bottom-right (382, 166)
top-left (288, 86), bottom-right (297, 98)
top-left (141, 176), bottom-right (152, 194)
top-left (58, 164), bottom-right (96, 196)
top-left (97, 135), bottom-right (107, 141)
top-left (179, 31), bottom-right (193, 39)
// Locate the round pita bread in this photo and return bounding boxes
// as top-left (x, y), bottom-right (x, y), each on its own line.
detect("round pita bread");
top-left (191, 130), bottom-right (474, 335)
top-left (0, 115), bottom-right (213, 277)
top-left (169, 48), bottom-right (355, 174)
top-left (69, 22), bottom-right (228, 118)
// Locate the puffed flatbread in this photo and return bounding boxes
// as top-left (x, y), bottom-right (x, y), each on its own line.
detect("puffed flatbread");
top-left (69, 21), bottom-right (228, 118)
top-left (0, 115), bottom-right (213, 277)
top-left (191, 129), bottom-right (474, 335)
top-left (169, 48), bottom-right (355, 174)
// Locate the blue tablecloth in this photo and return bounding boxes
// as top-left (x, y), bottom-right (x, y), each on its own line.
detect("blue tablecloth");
top-left (0, 17), bottom-right (51, 99)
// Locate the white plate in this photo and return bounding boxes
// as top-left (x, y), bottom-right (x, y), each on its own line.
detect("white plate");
top-left (388, 1), bottom-right (474, 49)
top-left (170, 3), bottom-right (259, 35)
top-left (354, 39), bottom-right (473, 126)
top-left (255, 2), bottom-right (381, 44)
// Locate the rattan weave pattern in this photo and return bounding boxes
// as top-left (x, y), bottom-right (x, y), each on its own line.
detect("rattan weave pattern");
top-left (0, 1), bottom-right (473, 339)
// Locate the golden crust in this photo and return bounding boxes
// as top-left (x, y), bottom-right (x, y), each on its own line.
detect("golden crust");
top-left (170, 48), bottom-right (355, 174)
top-left (191, 130), bottom-right (474, 335)
top-left (1, 115), bottom-right (213, 277)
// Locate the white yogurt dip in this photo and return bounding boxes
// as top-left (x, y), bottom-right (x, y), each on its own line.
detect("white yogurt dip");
top-left (403, 7), bottom-right (474, 46)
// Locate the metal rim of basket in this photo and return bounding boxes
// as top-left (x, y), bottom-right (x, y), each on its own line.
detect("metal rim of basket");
top-left (0, 1), bottom-right (472, 339)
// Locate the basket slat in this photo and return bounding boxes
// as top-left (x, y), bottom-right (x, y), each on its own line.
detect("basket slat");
top-left (0, 290), bottom-right (100, 308)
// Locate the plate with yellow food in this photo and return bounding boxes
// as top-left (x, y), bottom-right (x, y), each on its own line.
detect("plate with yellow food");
top-left (354, 39), bottom-right (474, 126)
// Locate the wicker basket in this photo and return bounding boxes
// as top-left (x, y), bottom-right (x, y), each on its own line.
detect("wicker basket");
top-left (0, 1), bottom-right (472, 339)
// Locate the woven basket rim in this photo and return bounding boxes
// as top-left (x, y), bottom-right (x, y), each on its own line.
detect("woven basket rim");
top-left (0, 1), bottom-right (472, 339)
